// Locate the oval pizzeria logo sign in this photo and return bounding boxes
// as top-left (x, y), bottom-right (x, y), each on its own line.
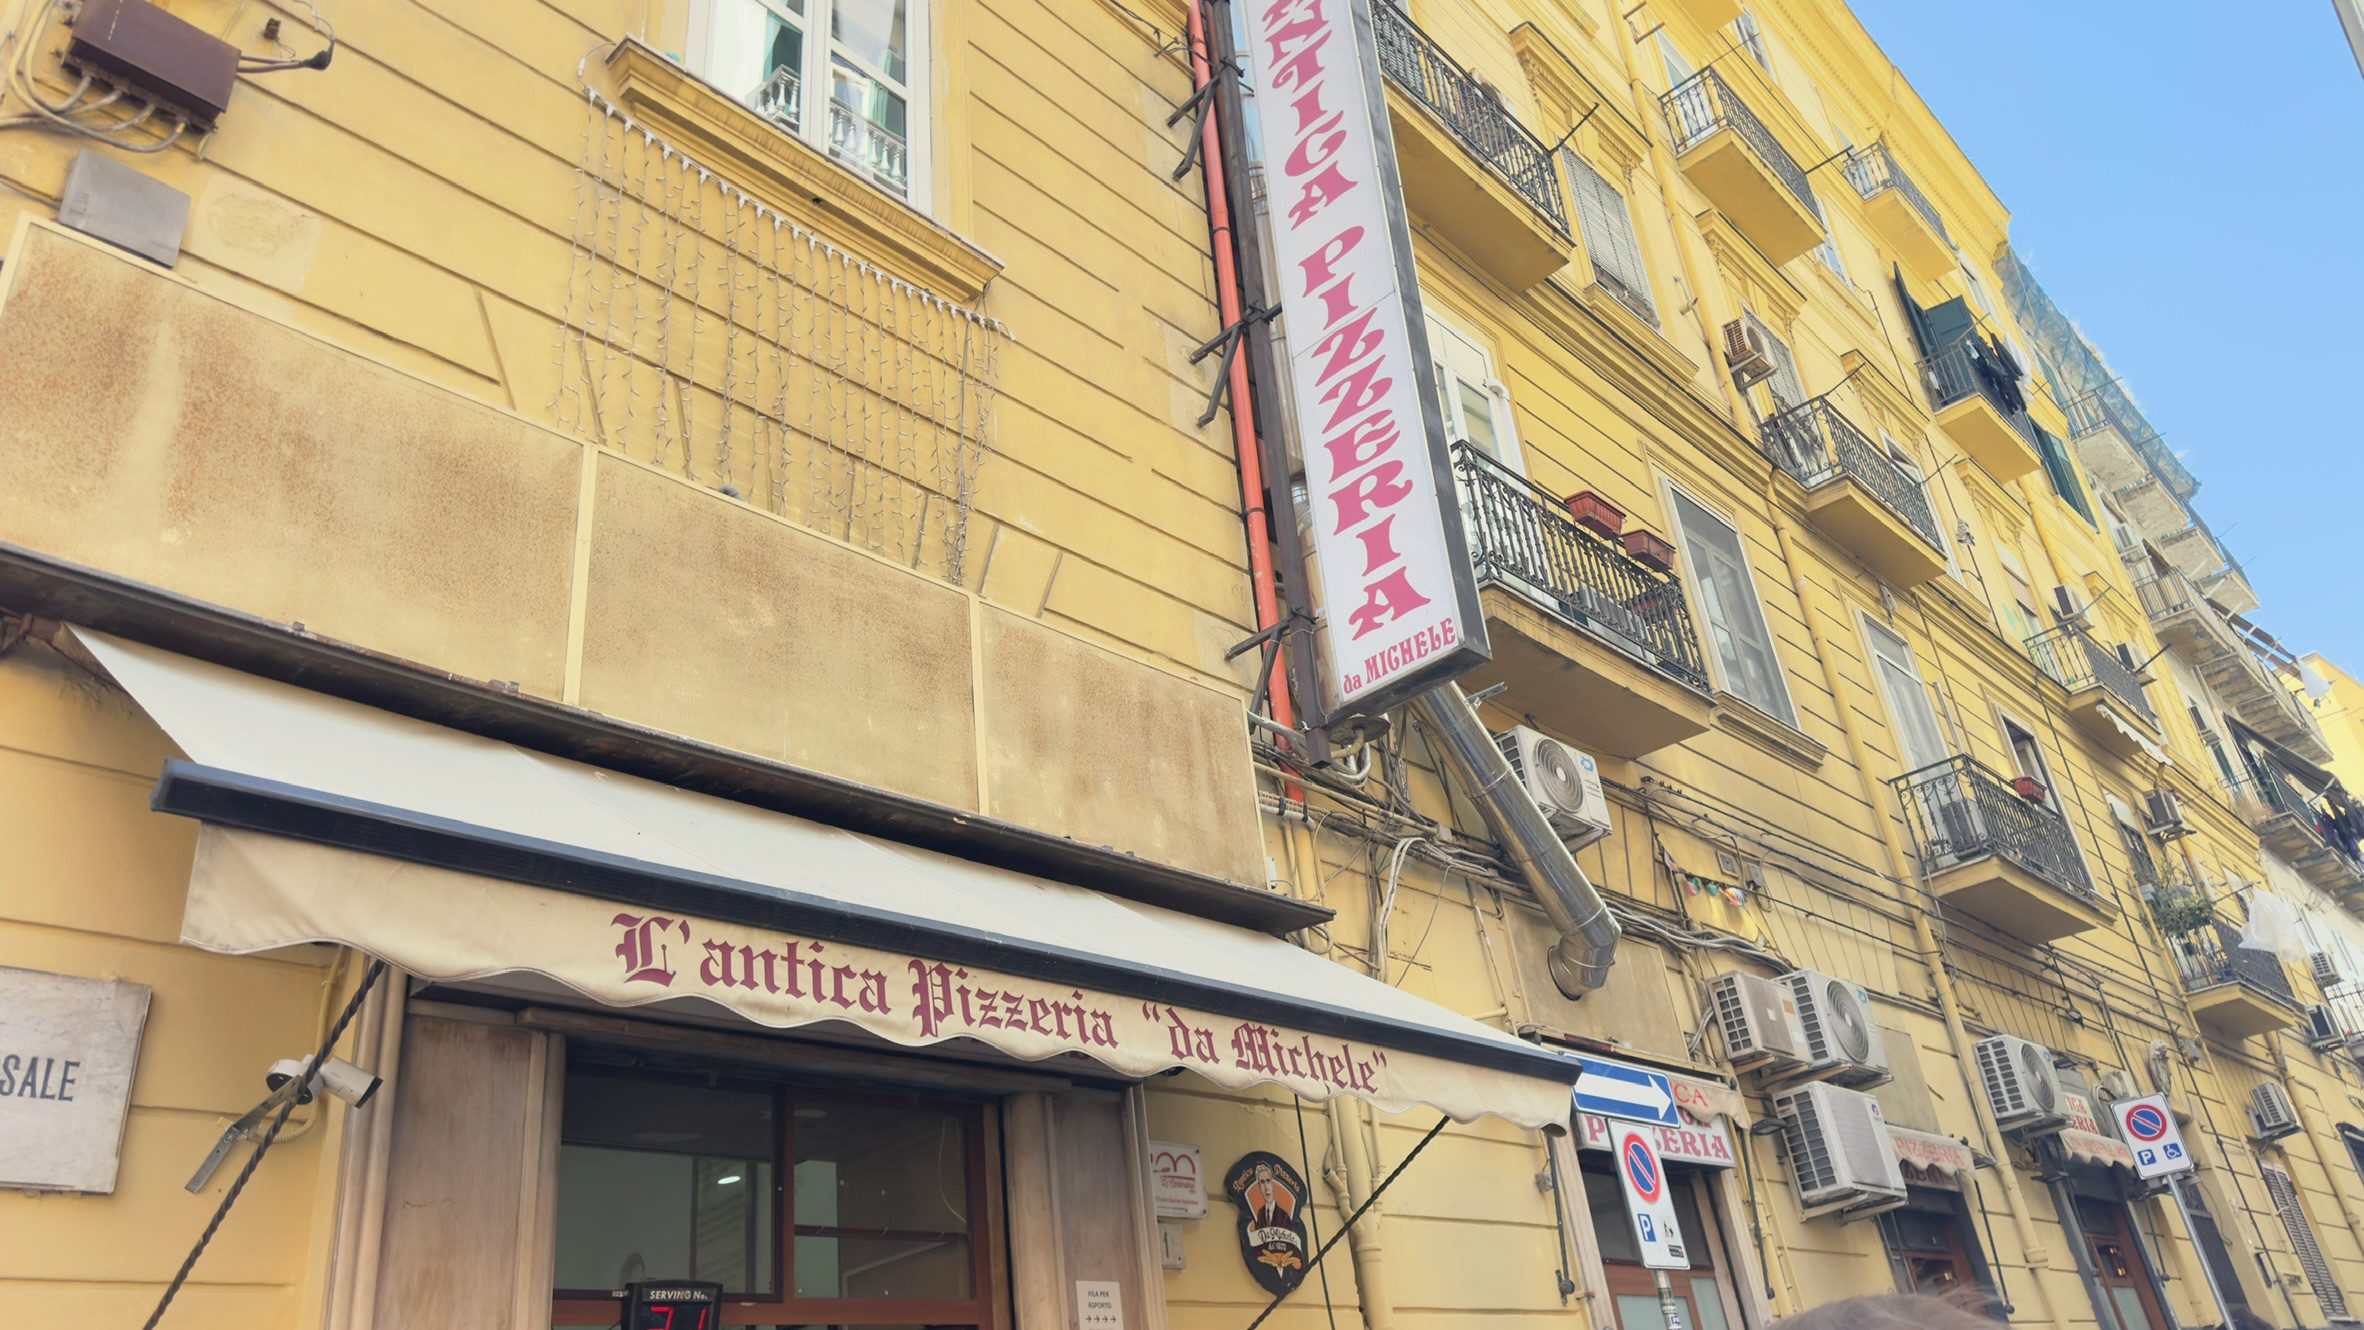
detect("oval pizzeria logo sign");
top-left (1226, 1151), bottom-right (1311, 1296)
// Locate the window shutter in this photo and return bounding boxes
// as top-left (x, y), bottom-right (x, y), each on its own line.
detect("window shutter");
top-left (2261, 1162), bottom-right (2349, 1320)
top-left (1744, 310), bottom-right (1805, 410)
top-left (1563, 153), bottom-right (1657, 325)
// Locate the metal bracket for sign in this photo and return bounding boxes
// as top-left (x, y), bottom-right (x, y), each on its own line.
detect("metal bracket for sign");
top-left (184, 1079), bottom-right (303, 1192)
top-left (1230, 614), bottom-right (1329, 748)
top-left (1189, 302), bottom-right (1279, 427)
top-left (1165, 58), bottom-right (1241, 179)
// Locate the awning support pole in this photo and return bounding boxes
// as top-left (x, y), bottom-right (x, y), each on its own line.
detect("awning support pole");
top-left (1243, 1115), bottom-right (1450, 1330)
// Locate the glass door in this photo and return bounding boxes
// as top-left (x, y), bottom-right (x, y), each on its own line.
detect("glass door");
top-left (1865, 619), bottom-right (1950, 774)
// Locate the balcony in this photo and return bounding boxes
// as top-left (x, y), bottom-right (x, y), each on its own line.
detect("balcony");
top-left (1918, 336), bottom-right (2042, 483)
top-left (2025, 622), bottom-right (2160, 759)
top-left (1893, 756), bottom-right (2109, 942)
top-left (1661, 68), bottom-right (1825, 265)
top-left (2170, 919), bottom-right (2302, 1040)
top-left (1450, 443), bottom-right (1716, 758)
top-left (1375, 3), bottom-right (1571, 287)
top-left (2137, 572), bottom-right (2335, 765)
top-left (1762, 398), bottom-right (1947, 587)
top-left (1843, 144), bottom-right (1953, 283)
top-left (2237, 751), bottom-right (2364, 894)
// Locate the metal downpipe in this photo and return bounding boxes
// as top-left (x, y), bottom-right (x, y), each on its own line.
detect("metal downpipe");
top-left (1409, 682), bottom-right (1620, 994)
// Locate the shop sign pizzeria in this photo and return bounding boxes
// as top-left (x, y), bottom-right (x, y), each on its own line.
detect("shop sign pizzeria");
top-left (1577, 1110), bottom-right (1738, 1168)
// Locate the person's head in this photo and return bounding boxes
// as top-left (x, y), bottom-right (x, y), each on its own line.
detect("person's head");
top-left (1770, 1293), bottom-right (1998, 1330)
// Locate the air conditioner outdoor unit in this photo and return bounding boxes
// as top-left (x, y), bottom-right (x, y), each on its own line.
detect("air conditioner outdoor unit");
top-left (2306, 1004), bottom-right (2345, 1051)
top-left (2143, 788), bottom-right (2189, 840)
top-left (2250, 1082), bottom-right (2301, 1140)
top-left (1494, 726), bottom-right (1613, 851)
top-left (1975, 1035), bottom-right (2067, 1134)
top-left (1722, 320), bottom-right (1774, 387)
top-left (2312, 952), bottom-right (2344, 991)
top-left (1781, 969), bottom-right (1890, 1088)
top-left (1770, 1081), bottom-right (1907, 1219)
top-left (1706, 970), bottom-right (1808, 1074)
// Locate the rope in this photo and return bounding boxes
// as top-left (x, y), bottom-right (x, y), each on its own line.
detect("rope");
top-left (140, 960), bottom-right (389, 1330)
top-left (1242, 1114), bottom-right (1449, 1330)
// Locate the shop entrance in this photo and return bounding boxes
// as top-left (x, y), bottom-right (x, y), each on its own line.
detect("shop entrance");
top-left (2076, 1197), bottom-right (2172, 1330)
top-left (1878, 1192), bottom-right (1991, 1304)
top-left (1582, 1157), bottom-right (1746, 1330)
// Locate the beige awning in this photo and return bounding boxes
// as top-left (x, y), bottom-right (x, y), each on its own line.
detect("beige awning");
top-left (2103, 706), bottom-right (2172, 766)
top-left (1890, 1126), bottom-right (1977, 1186)
top-left (81, 631), bottom-right (1584, 1130)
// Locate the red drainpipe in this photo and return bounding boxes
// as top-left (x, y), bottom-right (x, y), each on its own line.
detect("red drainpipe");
top-left (1186, 0), bottom-right (1296, 734)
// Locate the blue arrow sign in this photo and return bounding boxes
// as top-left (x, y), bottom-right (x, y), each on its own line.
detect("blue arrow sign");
top-left (1573, 1056), bottom-right (1679, 1127)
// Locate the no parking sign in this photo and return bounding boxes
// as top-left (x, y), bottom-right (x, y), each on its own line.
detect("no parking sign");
top-left (1615, 1130), bottom-right (1689, 1269)
top-left (2112, 1094), bottom-right (2193, 1180)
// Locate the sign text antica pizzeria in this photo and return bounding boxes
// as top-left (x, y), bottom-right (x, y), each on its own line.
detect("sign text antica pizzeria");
top-left (610, 913), bottom-right (1389, 1096)
top-left (1241, 0), bottom-right (1487, 715)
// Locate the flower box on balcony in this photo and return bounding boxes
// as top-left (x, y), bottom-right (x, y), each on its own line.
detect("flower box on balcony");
top-left (1621, 529), bottom-right (1677, 573)
top-left (2009, 776), bottom-right (2048, 804)
top-left (1565, 491), bottom-right (1624, 538)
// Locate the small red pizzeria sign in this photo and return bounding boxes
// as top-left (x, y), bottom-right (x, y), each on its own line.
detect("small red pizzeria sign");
top-left (1577, 1111), bottom-right (1737, 1169)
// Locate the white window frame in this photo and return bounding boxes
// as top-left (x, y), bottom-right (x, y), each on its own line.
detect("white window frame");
top-left (1662, 478), bottom-right (1799, 726)
top-left (1733, 10), bottom-right (1773, 74)
top-left (1563, 151), bottom-right (1657, 325)
top-left (1423, 306), bottom-right (1526, 472)
top-left (1995, 709), bottom-right (2058, 811)
top-left (689, 0), bottom-right (935, 213)
top-left (1861, 613), bottom-right (1951, 774)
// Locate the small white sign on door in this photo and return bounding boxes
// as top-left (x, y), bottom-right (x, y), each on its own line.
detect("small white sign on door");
top-left (0, 967), bottom-right (152, 1194)
top-left (1076, 1279), bottom-right (1124, 1330)
top-left (1150, 1139), bottom-right (1206, 1218)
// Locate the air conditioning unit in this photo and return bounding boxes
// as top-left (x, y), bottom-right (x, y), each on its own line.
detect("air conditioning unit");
top-left (1975, 1035), bottom-right (2067, 1134)
top-left (1705, 970), bottom-right (1808, 1074)
top-left (1494, 726), bottom-right (1613, 850)
top-left (1722, 320), bottom-right (1774, 387)
top-left (2312, 952), bottom-right (2344, 991)
top-left (2250, 1082), bottom-right (2301, 1141)
top-left (1771, 1082), bottom-right (1907, 1218)
top-left (2143, 788), bottom-right (2189, 840)
top-left (1781, 970), bottom-right (1890, 1088)
top-left (2306, 1004), bottom-right (2345, 1051)
top-left (1571, 587), bottom-right (1657, 664)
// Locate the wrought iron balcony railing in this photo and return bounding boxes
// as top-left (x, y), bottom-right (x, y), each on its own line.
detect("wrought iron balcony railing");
top-left (2025, 622), bottom-right (2156, 726)
top-left (1760, 397), bottom-right (1943, 549)
top-left (1373, 4), bottom-right (1571, 237)
top-left (1660, 68), bottom-right (1820, 219)
top-left (1892, 756), bottom-right (2099, 905)
top-left (1841, 142), bottom-right (1949, 246)
top-left (1450, 442), bottom-right (1711, 694)
top-left (2170, 919), bottom-right (2300, 1008)
top-left (1918, 334), bottom-right (2031, 437)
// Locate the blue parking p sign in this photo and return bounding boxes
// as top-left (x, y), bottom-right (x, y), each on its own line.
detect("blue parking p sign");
top-left (2112, 1094), bottom-right (2193, 1181)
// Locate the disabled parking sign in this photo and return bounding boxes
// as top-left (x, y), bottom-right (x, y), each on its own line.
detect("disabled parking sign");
top-left (1615, 1130), bottom-right (1688, 1269)
top-left (2112, 1094), bottom-right (2193, 1180)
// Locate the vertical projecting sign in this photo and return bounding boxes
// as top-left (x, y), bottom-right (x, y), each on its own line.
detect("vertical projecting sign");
top-left (1239, 0), bottom-right (1489, 717)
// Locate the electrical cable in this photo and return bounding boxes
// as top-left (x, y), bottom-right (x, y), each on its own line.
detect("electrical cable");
top-left (139, 959), bottom-right (387, 1330)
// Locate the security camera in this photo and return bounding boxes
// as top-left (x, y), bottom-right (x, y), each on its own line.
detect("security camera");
top-left (265, 1055), bottom-right (382, 1108)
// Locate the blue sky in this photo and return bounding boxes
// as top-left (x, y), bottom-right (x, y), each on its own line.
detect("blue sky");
top-left (1849, 1), bottom-right (2364, 667)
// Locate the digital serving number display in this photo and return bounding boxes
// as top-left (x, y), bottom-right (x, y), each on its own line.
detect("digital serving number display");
top-left (624, 1280), bottom-right (723, 1330)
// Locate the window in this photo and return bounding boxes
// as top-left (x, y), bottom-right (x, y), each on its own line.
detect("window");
top-left (696, 0), bottom-right (931, 207)
top-left (552, 1062), bottom-right (996, 1326)
top-left (2261, 1161), bottom-right (2350, 1320)
top-left (2035, 428), bottom-right (2093, 522)
top-left (2107, 794), bottom-right (2162, 892)
top-left (1811, 131), bottom-right (1853, 280)
top-left (1999, 546), bottom-right (2040, 640)
top-left (1733, 11), bottom-right (1772, 72)
top-left (1660, 38), bottom-right (1713, 147)
top-left (1745, 309), bottom-right (1806, 412)
top-left (1565, 154), bottom-right (1657, 324)
top-left (1865, 618), bottom-right (1950, 773)
top-left (1424, 310), bottom-right (1522, 468)
top-left (2001, 716), bottom-right (2056, 811)
top-left (1670, 487), bottom-right (1797, 725)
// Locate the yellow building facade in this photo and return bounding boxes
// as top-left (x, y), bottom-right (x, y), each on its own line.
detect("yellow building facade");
top-left (2, 0), bottom-right (2361, 1329)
